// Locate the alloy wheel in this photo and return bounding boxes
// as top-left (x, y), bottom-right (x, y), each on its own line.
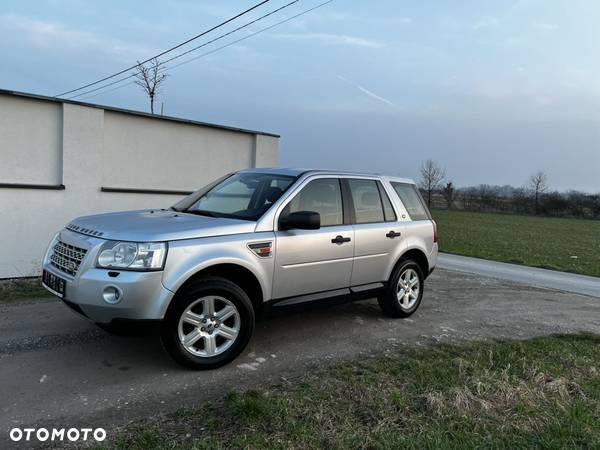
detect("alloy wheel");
top-left (396, 268), bottom-right (420, 310)
top-left (177, 296), bottom-right (240, 357)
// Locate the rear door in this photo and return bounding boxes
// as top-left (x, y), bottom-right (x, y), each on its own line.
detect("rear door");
top-left (272, 177), bottom-right (355, 299)
top-left (344, 178), bottom-right (405, 286)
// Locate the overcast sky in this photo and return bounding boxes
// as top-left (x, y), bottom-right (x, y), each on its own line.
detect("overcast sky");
top-left (1, 0), bottom-right (598, 192)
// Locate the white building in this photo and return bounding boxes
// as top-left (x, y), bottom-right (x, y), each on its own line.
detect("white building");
top-left (0, 89), bottom-right (279, 278)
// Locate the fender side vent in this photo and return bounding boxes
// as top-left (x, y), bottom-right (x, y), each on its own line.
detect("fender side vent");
top-left (247, 241), bottom-right (273, 258)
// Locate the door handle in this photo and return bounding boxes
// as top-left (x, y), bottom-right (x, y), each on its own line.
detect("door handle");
top-left (386, 231), bottom-right (401, 238)
top-left (331, 235), bottom-right (351, 244)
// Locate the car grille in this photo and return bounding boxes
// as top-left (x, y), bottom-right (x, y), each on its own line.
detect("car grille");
top-left (50, 240), bottom-right (88, 276)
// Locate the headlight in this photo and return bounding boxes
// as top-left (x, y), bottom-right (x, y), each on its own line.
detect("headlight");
top-left (96, 241), bottom-right (167, 270)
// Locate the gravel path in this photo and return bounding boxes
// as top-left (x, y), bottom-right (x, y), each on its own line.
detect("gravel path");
top-left (438, 253), bottom-right (600, 298)
top-left (1, 268), bottom-right (599, 447)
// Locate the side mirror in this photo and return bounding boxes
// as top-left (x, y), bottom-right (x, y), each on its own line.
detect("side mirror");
top-left (279, 211), bottom-right (320, 230)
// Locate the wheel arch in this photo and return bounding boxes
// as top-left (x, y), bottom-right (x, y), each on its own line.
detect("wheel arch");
top-left (168, 262), bottom-right (265, 314)
top-left (389, 247), bottom-right (430, 281)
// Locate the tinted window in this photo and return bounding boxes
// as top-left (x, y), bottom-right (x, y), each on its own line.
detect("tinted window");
top-left (284, 178), bottom-right (343, 226)
top-left (391, 182), bottom-right (431, 220)
top-left (378, 183), bottom-right (397, 222)
top-left (348, 179), bottom-right (384, 224)
top-left (193, 176), bottom-right (253, 213)
top-left (180, 173), bottom-right (295, 221)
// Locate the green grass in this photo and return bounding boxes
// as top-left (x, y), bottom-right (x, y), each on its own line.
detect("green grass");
top-left (432, 209), bottom-right (600, 277)
top-left (98, 335), bottom-right (600, 449)
top-left (0, 277), bottom-right (51, 303)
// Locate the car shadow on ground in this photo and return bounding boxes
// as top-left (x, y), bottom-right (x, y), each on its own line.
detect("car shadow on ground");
top-left (92, 298), bottom-right (389, 371)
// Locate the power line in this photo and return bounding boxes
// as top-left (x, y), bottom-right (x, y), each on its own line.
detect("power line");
top-left (77, 0), bottom-right (334, 102)
top-left (69, 0), bottom-right (302, 100)
top-left (79, 81), bottom-right (135, 101)
top-left (78, 0), bottom-right (333, 102)
top-left (169, 1), bottom-right (334, 70)
top-left (76, 0), bottom-right (334, 100)
top-left (55, 0), bottom-right (272, 97)
top-left (161, 0), bottom-right (300, 66)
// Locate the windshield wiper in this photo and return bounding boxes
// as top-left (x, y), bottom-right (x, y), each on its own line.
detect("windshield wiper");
top-left (185, 210), bottom-right (218, 218)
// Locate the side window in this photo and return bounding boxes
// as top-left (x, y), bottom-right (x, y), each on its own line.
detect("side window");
top-left (378, 182), bottom-right (397, 222)
top-left (348, 179), bottom-right (385, 224)
top-left (283, 178), bottom-right (343, 226)
top-left (391, 182), bottom-right (431, 220)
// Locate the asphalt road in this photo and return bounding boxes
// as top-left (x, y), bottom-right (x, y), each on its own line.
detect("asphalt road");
top-left (438, 253), bottom-right (600, 298)
top-left (1, 267), bottom-right (600, 447)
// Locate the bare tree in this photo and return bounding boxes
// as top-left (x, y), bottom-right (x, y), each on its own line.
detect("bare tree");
top-left (528, 171), bottom-right (549, 215)
top-left (461, 186), bottom-right (478, 210)
top-left (132, 58), bottom-right (168, 114)
top-left (477, 184), bottom-right (499, 211)
top-left (419, 159), bottom-right (445, 208)
top-left (441, 181), bottom-right (455, 209)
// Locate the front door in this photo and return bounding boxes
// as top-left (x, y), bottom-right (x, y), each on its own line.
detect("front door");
top-left (272, 178), bottom-right (354, 299)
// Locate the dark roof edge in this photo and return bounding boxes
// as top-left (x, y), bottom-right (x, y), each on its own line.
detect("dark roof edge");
top-left (0, 88), bottom-right (280, 138)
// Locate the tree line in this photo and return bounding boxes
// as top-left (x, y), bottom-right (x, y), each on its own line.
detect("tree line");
top-left (419, 159), bottom-right (600, 219)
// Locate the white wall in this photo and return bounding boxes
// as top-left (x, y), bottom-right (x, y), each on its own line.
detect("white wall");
top-left (102, 112), bottom-right (255, 190)
top-left (0, 95), bottom-right (62, 185)
top-left (0, 92), bottom-right (279, 278)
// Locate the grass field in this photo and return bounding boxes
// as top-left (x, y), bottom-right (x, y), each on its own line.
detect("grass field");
top-left (0, 277), bottom-right (50, 303)
top-left (431, 209), bottom-right (600, 277)
top-left (99, 335), bottom-right (600, 450)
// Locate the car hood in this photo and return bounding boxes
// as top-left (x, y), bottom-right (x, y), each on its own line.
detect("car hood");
top-left (66, 209), bottom-right (256, 242)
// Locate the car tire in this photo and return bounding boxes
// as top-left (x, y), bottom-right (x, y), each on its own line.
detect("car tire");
top-left (161, 276), bottom-right (255, 370)
top-left (378, 258), bottom-right (424, 318)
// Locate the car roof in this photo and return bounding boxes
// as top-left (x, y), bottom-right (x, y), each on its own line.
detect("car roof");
top-left (238, 167), bottom-right (415, 184)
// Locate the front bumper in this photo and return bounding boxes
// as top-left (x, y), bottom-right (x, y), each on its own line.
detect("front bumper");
top-left (43, 229), bottom-right (174, 324)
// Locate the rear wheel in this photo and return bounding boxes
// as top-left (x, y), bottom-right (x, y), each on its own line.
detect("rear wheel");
top-left (161, 277), bottom-right (255, 369)
top-left (378, 258), bottom-right (424, 318)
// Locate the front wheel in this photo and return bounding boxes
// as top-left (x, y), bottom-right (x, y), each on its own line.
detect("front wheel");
top-left (378, 258), bottom-right (424, 318)
top-left (161, 277), bottom-right (255, 370)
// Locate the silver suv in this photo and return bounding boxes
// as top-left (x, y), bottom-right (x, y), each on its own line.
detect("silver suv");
top-left (42, 169), bottom-right (438, 369)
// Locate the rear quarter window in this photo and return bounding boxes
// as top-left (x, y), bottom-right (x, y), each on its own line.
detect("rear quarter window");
top-left (391, 182), bottom-right (431, 221)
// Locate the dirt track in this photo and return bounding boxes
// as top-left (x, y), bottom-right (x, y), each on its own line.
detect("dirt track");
top-left (1, 268), bottom-right (599, 447)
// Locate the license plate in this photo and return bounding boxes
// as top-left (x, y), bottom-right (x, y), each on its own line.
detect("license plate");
top-left (42, 270), bottom-right (66, 298)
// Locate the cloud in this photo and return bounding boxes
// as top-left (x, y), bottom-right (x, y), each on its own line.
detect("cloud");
top-left (312, 11), bottom-right (350, 22)
top-left (272, 32), bottom-right (385, 48)
top-left (510, 0), bottom-right (541, 13)
top-left (337, 75), bottom-right (399, 109)
top-left (310, 11), bottom-right (412, 26)
top-left (0, 13), bottom-right (154, 60)
top-left (381, 17), bottom-right (412, 25)
top-left (473, 16), bottom-right (499, 30)
top-left (506, 36), bottom-right (525, 46)
top-left (533, 22), bottom-right (559, 31)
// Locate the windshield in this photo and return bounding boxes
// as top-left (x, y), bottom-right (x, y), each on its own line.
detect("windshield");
top-left (172, 173), bottom-right (296, 221)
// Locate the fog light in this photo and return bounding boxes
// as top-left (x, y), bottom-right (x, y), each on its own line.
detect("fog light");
top-left (102, 285), bottom-right (123, 304)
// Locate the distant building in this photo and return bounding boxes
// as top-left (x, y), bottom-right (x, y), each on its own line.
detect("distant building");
top-left (0, 89), bottom-right (279, 278)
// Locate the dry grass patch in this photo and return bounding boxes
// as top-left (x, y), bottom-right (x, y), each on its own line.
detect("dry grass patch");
top-left (98, 334), bottom-right (600, 450)
top-left (0, 277), bottom-right (51, 302)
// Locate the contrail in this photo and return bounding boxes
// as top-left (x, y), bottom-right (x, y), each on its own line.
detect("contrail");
top-left (337, 75), bottom-right (399, 109)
